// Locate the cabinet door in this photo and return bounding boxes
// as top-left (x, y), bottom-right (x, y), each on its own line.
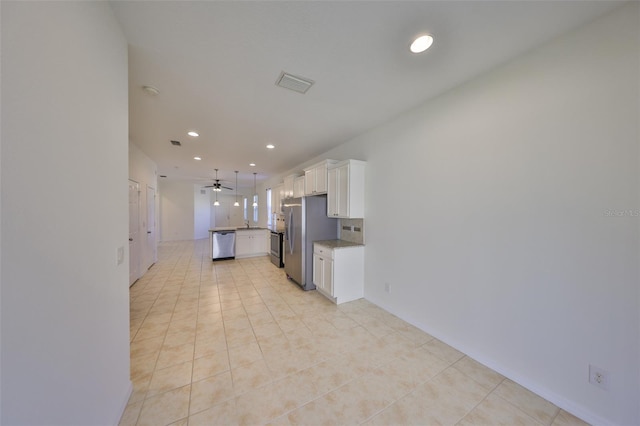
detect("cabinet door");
top-left (337, 164), bottom-right (349, 217)
top-left (313, 253), bottom-right (324, 291)
top-left (278, 185), bottom-right (286, 212)
top-left (294, 176), bottom-right (305, 198)
top-left (235, 235), bottom-right (250, 257)
top-left (323, 257), bottom-right (334, 296)
top-left (256, 233), bottom-right (268, 254)
top-left (327, 167), bottom-right (338, 217)
top-left (271, 185), bottom-right (281, 214)
top-left (304, 169), bottom-right (315, 196)
top-left (315, 165), bottom-right (328, 194)
top-left (284, 176), bottom-right (295, 199)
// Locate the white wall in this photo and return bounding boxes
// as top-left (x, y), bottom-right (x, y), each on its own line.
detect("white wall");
top-left (194, 185), bottom-right (211, 239)
top-left (0, 0), bottom-right (3, 416)
top-left (159, 180), bottom-right (196, 241)
top-left (210, 193), bottom-right (248, 228)
top-left (319, 4), bottom-right (639, 425)
top-left (1, 2), bottom-right (131, 425)
top-left (129, 144), bottom-right (158, 273)
top-left (161, 184), bottom-right (259, 239)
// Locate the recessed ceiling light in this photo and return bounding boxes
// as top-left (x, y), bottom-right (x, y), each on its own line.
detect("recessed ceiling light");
top-left (266, 144), bottom-right (275, 149)
top-left (410, 35), bottom-right (434, 54)
top-left (194, 156), bottom-right (201, 161)
top-left (187, 131), bottom-right (199, 137)
top-left (249, 163), bottom-right (256, 167)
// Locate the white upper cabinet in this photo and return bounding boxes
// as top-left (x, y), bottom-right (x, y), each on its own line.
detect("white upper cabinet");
top-left (327, 159), bottom-right (365, 218)
top-left (271, 183), bottom-right (283, 214)
top-left (304, 159), bottom-right (338, 196)
top-left (293, 175), bottom-right (305, 198)
top-left (283, 174), bottom-right (299, 199)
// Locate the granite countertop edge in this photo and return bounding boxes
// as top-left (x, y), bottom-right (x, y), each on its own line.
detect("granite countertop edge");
top-left (314, 239), bottom-right (365, 249)
top-left (209, 227), bottom-right (268, 232)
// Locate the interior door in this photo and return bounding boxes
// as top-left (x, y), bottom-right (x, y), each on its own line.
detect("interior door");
top-left (129, 180), bottom-right (140, 286)
top-left (146, 186), bottom-right (156, 267)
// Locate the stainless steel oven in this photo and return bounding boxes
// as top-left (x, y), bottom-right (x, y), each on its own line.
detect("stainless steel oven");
top-left (270, 231), bottom-right (284, 268)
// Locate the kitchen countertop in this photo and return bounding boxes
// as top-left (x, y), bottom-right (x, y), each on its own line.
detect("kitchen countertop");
top-left (209, 227), bottom-right (268, 232)
top-left (314, 239), bottom-right (364, 249)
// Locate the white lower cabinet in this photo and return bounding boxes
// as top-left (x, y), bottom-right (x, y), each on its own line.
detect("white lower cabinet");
top-left (235, 229), bottom-right (268, 258)
top-left (313, 252), bottom-right (333, 296)
top-left (313, 243), bottom-right (364, 304)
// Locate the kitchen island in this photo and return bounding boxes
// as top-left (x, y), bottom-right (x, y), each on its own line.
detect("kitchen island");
top-left (209, 227), bottom-right (269, 260)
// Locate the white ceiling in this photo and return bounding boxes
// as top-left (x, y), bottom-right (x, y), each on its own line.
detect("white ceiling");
top-left (110, 0), bottom-right (621, 189)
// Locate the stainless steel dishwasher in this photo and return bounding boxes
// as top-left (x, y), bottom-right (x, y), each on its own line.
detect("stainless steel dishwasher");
top-left (211, 230), bottom-right (236, 260)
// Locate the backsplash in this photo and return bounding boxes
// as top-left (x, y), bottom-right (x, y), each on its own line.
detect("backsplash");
top-left (339, 218), bottom-right (365, 244)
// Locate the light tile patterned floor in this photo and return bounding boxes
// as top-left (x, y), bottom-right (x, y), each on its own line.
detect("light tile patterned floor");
top-left (121, 240), bottom-right (589, 426)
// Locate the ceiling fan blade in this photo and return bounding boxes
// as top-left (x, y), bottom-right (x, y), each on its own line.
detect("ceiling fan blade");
top-left (222, 186), bottom-right (234, 190)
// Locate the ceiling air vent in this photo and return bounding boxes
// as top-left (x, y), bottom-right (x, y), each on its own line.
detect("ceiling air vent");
top-left (276, 72), bottom-right (314, 94)
top-left (170, 140), bottom-right (181, 146)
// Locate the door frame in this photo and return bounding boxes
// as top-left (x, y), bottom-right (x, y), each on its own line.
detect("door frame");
top-left (128, 179), bottom-right (140, 286)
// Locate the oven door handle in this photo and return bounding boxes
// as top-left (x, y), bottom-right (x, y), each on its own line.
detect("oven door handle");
top-left (270, 233), bottom-right (280, 256)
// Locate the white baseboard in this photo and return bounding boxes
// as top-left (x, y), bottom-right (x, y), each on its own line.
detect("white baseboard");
top-left (364, 296), bottom-right (617, 426)
top-left (113, 380), bottom-right (133, 426)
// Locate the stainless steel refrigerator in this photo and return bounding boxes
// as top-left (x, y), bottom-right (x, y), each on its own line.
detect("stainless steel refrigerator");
top-left (283, 195), bottom-right (338, 290)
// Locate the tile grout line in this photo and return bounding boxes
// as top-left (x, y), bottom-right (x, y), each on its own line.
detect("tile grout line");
top-left (131, 241), bottom-right (571, 426)
top-left (131, 251), bottom-right (185, 426)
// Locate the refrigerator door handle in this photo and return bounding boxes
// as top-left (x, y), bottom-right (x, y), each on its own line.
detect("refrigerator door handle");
top-left (284, 210), bottom-right (289, 244)
top-left (288, 209), bottom-right (294, 255)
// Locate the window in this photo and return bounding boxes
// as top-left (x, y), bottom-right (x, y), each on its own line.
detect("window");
top-left (253, 195), bottom-right (258, 223)
top-left (243, 197), bottom-right (248, 222)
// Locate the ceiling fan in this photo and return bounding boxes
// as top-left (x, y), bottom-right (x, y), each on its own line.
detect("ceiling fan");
top-left (203, 169), bottom-right (233, 192)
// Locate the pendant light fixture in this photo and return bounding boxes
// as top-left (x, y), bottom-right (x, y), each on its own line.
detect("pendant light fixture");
top-left (252, 172), bottom-right (258, 207)
top-left (233, 171), bottom-right (240, 207)
top-left (213, 168), bottom-right (222, 192)
top-left (213, 168), bottom-right (220, 206)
